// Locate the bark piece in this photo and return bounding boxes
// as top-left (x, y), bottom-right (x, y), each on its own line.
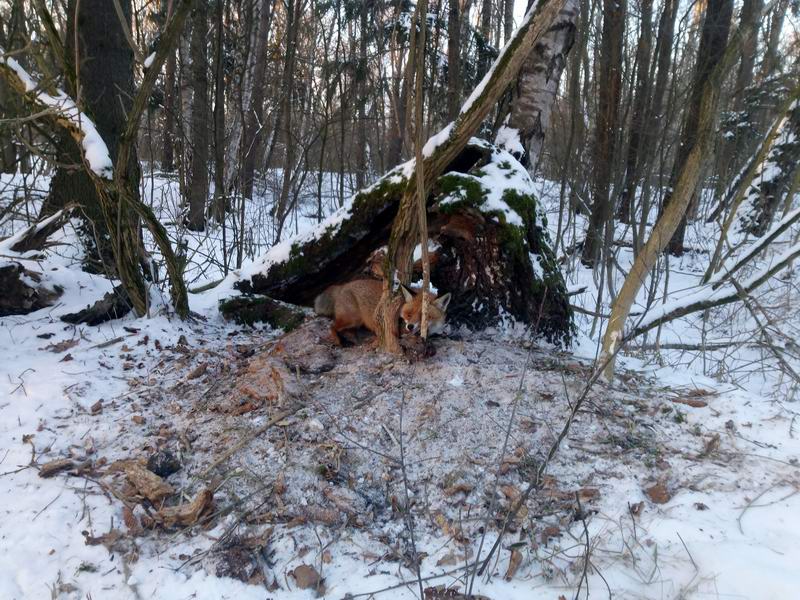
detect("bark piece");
top-left (61, 285), bottom-right (132, 326)
top-left (0, 263), bottom-right (62, 316)
top-left (38, 458), bottom-right (74, 478)
top-left (123, 463), bottom-right (175, 503)
top-left (157, 488), bottom-right (213, 528)
top-left (219, 295), bottom-right (306, 331)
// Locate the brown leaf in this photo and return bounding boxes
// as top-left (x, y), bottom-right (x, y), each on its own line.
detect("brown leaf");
top-left (700, 433), bottom-right (721, 457)
top-left (38, 458), bottom-right (74, 478)
top-left (123, 463), bottom-right (174, 503)
top-left (187, 362), bottom-right (208, 380)
top-left (629, 501), bottom-right (645, 516)
top-left (540, 525), bottom-right (561, 543)
top-left (671, 397), bottom-right (708, 408)
top-left (291, 564), bottom-right (325, 593)
top-left (500, 485), bottom-right (521, 501)
top-left (83, 528), bottom-right (124, 548)
top-left (90, 400), bottom-right (103, 415)
top-left (43, 338), bottom-right (78, 353)
top-left (644, 482), bottom-right (672, 504)
top-left (131, 415), bottom-right (146, 425)
top-left (504, 548), bottom-right (523, 581)
top-left (157, 489), bottom-right (213, 528)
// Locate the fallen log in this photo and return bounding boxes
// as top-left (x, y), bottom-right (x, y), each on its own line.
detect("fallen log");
top-left (0, 262), bottom-right (63, 316)
top-left (230, 140), bottom-right (573, 345)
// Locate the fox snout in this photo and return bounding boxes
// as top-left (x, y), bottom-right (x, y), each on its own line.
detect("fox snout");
top-left (399, 285), bottom-right (451, 337)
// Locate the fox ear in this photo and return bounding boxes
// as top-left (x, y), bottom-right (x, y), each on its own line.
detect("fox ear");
top-left (399, 284), bottom-right (414, 303)
top-left (434, 293), bottom-right (451, 310)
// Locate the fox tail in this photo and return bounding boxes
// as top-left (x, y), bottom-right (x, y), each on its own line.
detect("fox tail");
top-left (314, 289), bottom-right (335, 316)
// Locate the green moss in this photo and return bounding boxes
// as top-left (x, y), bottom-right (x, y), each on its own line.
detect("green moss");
top-left (219, 295), bottom-right (306, 330)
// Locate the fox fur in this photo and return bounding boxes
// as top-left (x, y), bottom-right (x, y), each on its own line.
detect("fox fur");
top-left (314, 279), bottom-right (451, 346)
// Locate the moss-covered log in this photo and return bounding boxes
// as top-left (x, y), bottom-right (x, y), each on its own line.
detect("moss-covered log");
top-left (219, 295), bottom-right (307, 331)
top-left (232, 140), bottom-right (573, 345)
top-left (0, 262), bottom-right (63, 316)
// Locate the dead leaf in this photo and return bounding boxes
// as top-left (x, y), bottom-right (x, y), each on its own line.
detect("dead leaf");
top-left (187, 363), bottom-right (208, 380)
top-left (157, 489), bottom-right (213, 528)
top-left (132, 415), bottom-right (145, 425)
top-left (671, 397), bottom-right (708, 408)
top-left (699, 433), bottom-right (721, 457)
top-left (291, 564), bottom-right (325, 593)
top-left (629, 501), bottom-right (645, 516)
top-left (43, 338), bottom-right (78, 353)
top-left (644, 482), bottom-right (671, 504)
top-left (123, 463), bottom-right (174, 503)
top-left (38, 458), bottom-right (74, 478)
top-left (90, 400), bottom-right (103, 415)
top-left (540, 525), bottom-right (561, 542)
top-left (83, 528), bottom-right (124, 548)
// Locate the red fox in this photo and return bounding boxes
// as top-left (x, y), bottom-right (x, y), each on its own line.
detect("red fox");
top-left (314, 279), bottom-right (451, 346)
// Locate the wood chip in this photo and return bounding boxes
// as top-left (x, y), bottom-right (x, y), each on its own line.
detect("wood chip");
top-left (504, 547), bottom-right (523, 581)
top-left (38, 458), bottom-right (74, 478)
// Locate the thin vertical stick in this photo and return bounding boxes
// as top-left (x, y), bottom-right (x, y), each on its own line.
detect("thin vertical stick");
top-left (414, 0), bottom-right (430, 338)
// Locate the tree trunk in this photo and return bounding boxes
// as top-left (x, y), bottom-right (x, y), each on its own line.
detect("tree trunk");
top-left (757, 0), bottom-right (789, 83)
top-left (447, 0), bottom-right (462, 120)
top-left (187, 0), bottom-right (210, 232)
top-left (355, 0), bottom-right (370, 188)
top-left (162, 0), bottom-right (177, 172)
top-left (496, 0), bottom-right (578, 170)
top-left (240, 0), bottom-right (273, 201)
top-left (713, 0), bottom-right (763, 203)
top-left (274, 0), bottom-right (300, 241)
top-left (617, 0), bottom-right (653, 224)
top-left (600, 11), bottom-right (756, 378)
top-left (581, 0), bottom-right (625, 267)
top-left (7, 0), bottom-right (193, 318)
top-left (663, 0), bottom-right (733, 256)
top-left (211, 0), bottom-right (226, 224)
top-left (477, 0), bottom-right (494, 79)
top-left (41, 0), bottom-right (141, 272)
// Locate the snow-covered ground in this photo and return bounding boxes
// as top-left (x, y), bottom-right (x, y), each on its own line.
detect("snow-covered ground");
top-left (1, 168), bottom-right (799, 599)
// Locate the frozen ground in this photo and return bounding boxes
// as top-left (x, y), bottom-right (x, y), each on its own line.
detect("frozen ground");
top-left (1, 168), bottom-right (799, 599)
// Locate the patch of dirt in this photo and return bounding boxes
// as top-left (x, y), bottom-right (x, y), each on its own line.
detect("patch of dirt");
top-left (76, 319), bottom-right (782, 588)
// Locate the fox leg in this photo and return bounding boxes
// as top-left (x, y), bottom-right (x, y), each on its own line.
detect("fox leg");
top-left (331, 315), bottom-right (360, 346)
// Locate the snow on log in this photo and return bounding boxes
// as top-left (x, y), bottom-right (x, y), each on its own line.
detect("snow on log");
top-left (0, 49), bottom-right (113, 179)
top-left (0, 262), bottom-right (63, 316)
top-left (232, 140), bottom-right (573, 344)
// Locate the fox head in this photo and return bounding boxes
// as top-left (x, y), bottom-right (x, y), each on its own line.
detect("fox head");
top-left (399, 285), bottom-right (451, 336)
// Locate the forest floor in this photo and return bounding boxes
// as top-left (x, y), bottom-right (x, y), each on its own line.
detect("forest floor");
top-left (1, 290), bottom-right (799, 599)
top-left (2, 171), bottom-right (800, 598)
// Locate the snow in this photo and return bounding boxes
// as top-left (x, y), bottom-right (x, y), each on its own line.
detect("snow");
top-left (495, 124), bottom-right (525, 157)
top-left (0, 50), bottom-right (114, 179)
top-left (2, 157), bottom-right (800, 599)
top-left (143, 52), bottom-right (156, 68)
